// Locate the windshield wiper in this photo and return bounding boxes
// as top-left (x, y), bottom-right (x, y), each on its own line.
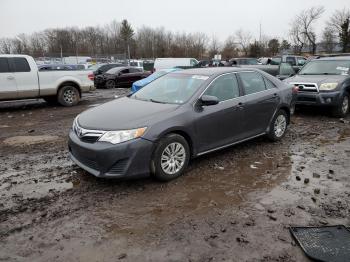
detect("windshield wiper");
top-left (150, 99), bottom-right (167, 104)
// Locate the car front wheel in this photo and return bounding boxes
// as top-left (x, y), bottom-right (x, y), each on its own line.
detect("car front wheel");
top-left (267, 109), bottom-right (288, 141)
top-left (332, 92), bottom-right (349, 118)
top-left (151, 134), bottom-right (190, 181)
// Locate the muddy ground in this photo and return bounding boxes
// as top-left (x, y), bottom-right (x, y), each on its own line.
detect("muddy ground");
top-left (0, 89), bottom-right (350, 262)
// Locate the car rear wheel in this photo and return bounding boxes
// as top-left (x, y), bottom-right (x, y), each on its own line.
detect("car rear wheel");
top-left (267, 109), bottom-right (288, 141)
top-left (57, 85), bottom-right (80, 107)
top-left (105, 80), bottom-right (116, 89)
top-left (151, 134), bottom-right (190, 181)
top-left (332, 92), bottom-right (349, 118)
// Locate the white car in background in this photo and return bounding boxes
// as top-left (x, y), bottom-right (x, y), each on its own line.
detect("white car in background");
top-left (153, 58), bottom-right (199, 71)
top-left (129, 60), bottom-right (144, 71)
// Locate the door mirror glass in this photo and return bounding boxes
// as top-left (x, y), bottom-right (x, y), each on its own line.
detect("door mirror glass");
top-left (200, 95), bottom-right (219, 106)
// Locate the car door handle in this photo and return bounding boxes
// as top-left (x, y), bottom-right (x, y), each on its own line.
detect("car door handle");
top-left (7, 76), bottom-right (14, 80)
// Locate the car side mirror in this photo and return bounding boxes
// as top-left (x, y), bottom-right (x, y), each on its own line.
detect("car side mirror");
top-left (199, 95), bottom-right (219, 106)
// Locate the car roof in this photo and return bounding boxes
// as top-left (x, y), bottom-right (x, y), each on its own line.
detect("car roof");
top-left (173, 67), bottom-right (259, 76)
top-left (316, 56), bottom-right (350, 61)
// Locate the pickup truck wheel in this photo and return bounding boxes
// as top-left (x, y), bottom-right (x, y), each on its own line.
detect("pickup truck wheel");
top-left (58, 86), bottom-right (80, 106)
top-left (332, 92), bottom-right (349, 118)
top-left (105, 80), bottom-right (116, 89)
top-left (267, 110), bottom-right (288, 141)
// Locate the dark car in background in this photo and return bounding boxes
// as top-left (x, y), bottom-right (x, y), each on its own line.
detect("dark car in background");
top-left (284, 56), bottom-right (350, 117)
top-left (229, 58), bottom-right (260, 66)
top-left (69, 67), bottom-right (295, 181)
top-left (94, 66), bottom-right (151, 88)
top-left (89, 63), bottom-right (126, 77)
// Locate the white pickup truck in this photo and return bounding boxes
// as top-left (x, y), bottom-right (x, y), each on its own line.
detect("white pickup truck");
top-left (0, 55), bottom-right (95, 106)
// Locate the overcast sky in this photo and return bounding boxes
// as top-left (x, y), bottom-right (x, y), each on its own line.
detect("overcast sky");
top-left (0, 0), bottom-right (348, 41)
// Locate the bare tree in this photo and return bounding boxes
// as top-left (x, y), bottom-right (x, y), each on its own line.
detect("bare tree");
top-left (235, 29), bottom-right (252, 56)
top-left (221, 35), bottom-right (237, 60)
top-left (0, 38), bottom-right (13, 54)
top-left (327, 9), bottom-right (350, 52)
top-left (322, 26), bottom-right (336, 53)
top-left (295, 6), bottom-right (325, 54)
top-left (208, 35), bottom-right (221, 59)
top-left (289, 20), bottom-right (306, 54)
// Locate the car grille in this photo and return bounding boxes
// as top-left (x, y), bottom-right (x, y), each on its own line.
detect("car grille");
top-left (108, 159), bottom-right (128, 174)
top-left (71, 147), bottom-right (99, 170)
top-left (80, 135), bottom-right (100, 143)
top-left (297, 96), bottom-right (317, 102)
top-left (292, 83), bottom-right (318, 93)
top-left (74, 122), bottom-right (105, 144)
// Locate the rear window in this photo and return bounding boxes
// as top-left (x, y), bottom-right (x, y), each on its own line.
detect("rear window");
top-left (0, 58), bottom-right (10, 73)
top-left (11, 57), bottom-right (31, 72)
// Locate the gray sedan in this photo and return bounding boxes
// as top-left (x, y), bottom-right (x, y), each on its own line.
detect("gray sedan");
top-left (68, 68), bottom-right (295, 181)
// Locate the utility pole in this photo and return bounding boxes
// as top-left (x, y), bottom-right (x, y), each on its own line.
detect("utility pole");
top-left (259, 22), bottom-right (262, 43)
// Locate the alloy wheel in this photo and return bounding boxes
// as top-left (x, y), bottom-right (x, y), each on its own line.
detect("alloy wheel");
top-left (160, 142), bottom-right (186, 175)
top-left (63, 89), bottom-right (76, 104)
top-left (274, 114), bottom-right (287, 138)
top-left (342, 96), bottom-right (349, 114)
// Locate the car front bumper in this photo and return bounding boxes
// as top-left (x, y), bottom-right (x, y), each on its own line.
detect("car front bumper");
top-left (296, 91), bottom-right (341, 106)
top-left (68, 130), bottom-right (154, 178)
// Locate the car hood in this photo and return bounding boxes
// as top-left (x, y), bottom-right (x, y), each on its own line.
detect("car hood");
top-left (78, 97), bottom-right (179, 130)
top-left (285, 74), bottom-right (348, 85)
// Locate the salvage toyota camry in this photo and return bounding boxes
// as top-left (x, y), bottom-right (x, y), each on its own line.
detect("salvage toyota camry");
top-left (68, 67), bottom-right (294, 181)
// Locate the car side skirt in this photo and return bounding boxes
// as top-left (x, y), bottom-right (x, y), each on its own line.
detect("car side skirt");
top-left (196, 133), bottom-right (266, 157)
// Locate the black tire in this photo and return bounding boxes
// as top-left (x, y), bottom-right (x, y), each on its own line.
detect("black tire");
top-left (332, 92), bottom-right (349, 118)
top-left (43, 96), bottom-right (58, 105)
top-left (105, 80), bottom-right (116, 89)
top-left (57, 85), bottom-right (80, 107)
top-left (151, 134), bottom-right (190, 181)
top-left (267, 109), bottom-right (288, 141)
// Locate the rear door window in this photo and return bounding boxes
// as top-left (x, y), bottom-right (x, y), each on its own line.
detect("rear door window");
top-left (286, 56), bottom-right (296, 66)
top-left (264, 77), bottom-right (276, 89)
top-left (0, 58), bottom-right (10, 73)
top-left (204, 74), bottom-right (240, 101)
top-left (239, 72), bottom-right (266, 95)
top-left (129, 68), bottom-right (141, 73)
top-left (11, 57), bottom-right (31, 72)
top-left (120, 69), bottom-right (130, 74)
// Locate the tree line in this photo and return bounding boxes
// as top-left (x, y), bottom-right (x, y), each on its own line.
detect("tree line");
top-left (0, 7), bottom-right (349, 60)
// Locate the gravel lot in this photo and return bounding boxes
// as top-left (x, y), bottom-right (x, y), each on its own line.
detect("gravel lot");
top-left (0, 89), bottom-right (350, 262)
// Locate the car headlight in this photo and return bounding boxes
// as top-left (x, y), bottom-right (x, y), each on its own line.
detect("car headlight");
top-left (319, 83), bottom-right (338, 91)
top-left (98, 127), bottom-right (147, 144)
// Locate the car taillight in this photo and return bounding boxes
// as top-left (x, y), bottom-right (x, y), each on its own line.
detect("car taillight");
top-left (292, 85), bottom-right (299, 94)
top-left (88, 73), bottom-right (94, 81)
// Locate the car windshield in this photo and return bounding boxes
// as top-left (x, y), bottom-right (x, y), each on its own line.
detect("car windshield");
top-left (298, 60), bottom-right (350, 75)
top-left (106, 67), bottom-right (122, 74)
top-left (131, 73), bottom-right (208, 104)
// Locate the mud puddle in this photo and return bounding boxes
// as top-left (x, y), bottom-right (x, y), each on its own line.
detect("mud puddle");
top-left (3, 135), bottom-right (60, 146)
